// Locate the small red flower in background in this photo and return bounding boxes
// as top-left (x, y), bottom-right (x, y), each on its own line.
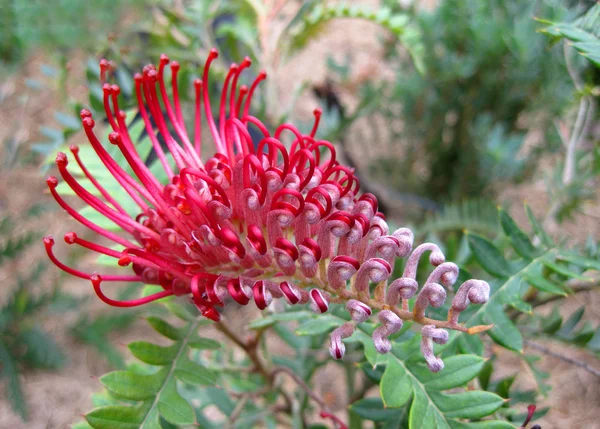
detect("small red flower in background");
top-left (44, 50), bottom-right (490, 372)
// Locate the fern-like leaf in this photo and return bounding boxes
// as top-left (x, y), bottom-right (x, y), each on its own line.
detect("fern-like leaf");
top-left (417, 199), bottom-right (500, 237)
top-left (279, 4), bottom-right (424, 72)
top-left (84, 317), bottom-right (219, 429)
top-left (448, 206), bottom-right (599, 354)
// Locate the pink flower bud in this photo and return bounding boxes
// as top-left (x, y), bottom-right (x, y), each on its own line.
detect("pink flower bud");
top-left (327, 256), bottom-right (360, 290)
top-left (329, 322), bottom-right (355, 359)
top-left (413, 283), bottom-right (447, 320)
top-left (448, 279), bottom-right (490, 324)
top-left (354, 258), bottom-right (392, 293)
top-left (391, 228), bottom-right (414, 258)
top-left (346, 299), bottom-right (372, 323)
top-left (372, 310), bottom-right (403, 354)
top-left (421, 325), bottom-right (448, 372)
top-left (309, 288), bottom-right (330, 313)
top-left (386, 277), bottom-right (419, 310)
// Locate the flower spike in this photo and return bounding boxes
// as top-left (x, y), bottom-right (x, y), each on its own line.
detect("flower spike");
top-left (45, 52), bottom-right (494, 373)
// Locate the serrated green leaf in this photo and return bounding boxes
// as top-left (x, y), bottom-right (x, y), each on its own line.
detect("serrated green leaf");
top-left (557, 252), bottom-right (600, 271)
top-left (467, 233), bottom-right (512, 277)
top-left (188, 336), bottom-right (221, 350)
top-left (556, 306), bottom-right (585, 337)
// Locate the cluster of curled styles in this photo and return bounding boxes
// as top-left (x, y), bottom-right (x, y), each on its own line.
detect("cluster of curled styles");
top-left (43, 51), bottom-right (492, 372)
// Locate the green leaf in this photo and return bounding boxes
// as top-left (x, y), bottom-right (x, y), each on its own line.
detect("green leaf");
top-left (248, 310), bottom-right (313, 329)
top-left (128, 342), bottom-right (178, 366)
top-left (0, 340), bottom-right (27, 419)
top-left (432, 391), bottom-right (504, 419)
top-left (499, 210), bottom-right (537, 259)
top-left (146, 317), bottom-right (184, 341)
top-left (86, 317), bottom-right (216, 429)
top-left (19, 326), bottom-right (65, 369)
top-left (351, 397), bottom-right (403, 422)
top-left (101, 369), bottom-right (166, 400)
top-left (523, 273), bottom-right (567, 295)
top-left (410, 355), bottom-right (485, 391)
top-left (342, 313), bottom-right (496, 427)
top-left (380, 359), bottom-right (411, 408)
top-left (156, 378), bottom-right (195, 425)
top-left (467, 233), bottom-right (512, 277)
top-left (525, 204), bottom-right (553, 248)
top-left (295, 315), bottom-right (339, 335)
top-left (540, 5), bottom-right (600, 67)
top-left (86, 402), bottom-right (152, 429)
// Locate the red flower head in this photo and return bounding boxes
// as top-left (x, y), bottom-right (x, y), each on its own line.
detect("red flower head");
top-left (44, 51), bottom-right (491, 369)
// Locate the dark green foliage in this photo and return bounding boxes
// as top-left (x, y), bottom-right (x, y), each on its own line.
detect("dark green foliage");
top-left (329, 0), bottom-right (575, 207)
top-left (0, 267), bottom-right (66, 420)
top-left (447, 206), bottom-right (595, 353)
top-left (70, 312), bottom-right (139, 369)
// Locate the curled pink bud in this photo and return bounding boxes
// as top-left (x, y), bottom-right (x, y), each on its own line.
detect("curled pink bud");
top-left (386, 277), bottom-right (418, 310)
top-left (413, 283), bottom-right (446, 320)
top-left (403, 243), bottom-right (445, 280)
top-left (279, 281), bottom-right (304, 305)
top-left (365, 235), bottom-right (399, 263)
top-left (391, 228), bottom-right (414, 258)
top-left (309, 288), bottom-right (330, 313)
top-left (372, 310), bottom-right (403, 354)
top-left (354, 257), bottom-right (392, 293)
top-left (327, 256), bottom-right (360, 290)
top-left (318, 212), bottom-right (353, 259)
top-left (346, 299), bottom-right (372, 323)
top-left (448, 279), bottom-right (490, 324)
top-left (273, 238), bottom-right (298, 276)
top-left (421, 325), bottom-right (449, 372)
top-left (252, 280), bottom-right (273, 310)
top-left (424, 262), bottom-right (459, 289)
top-left (298, 237), bottom-right (322, 278)
top-left (366, 214), bottom-right (389, 240)
top-left (329, 322), bottom-right (355, 359)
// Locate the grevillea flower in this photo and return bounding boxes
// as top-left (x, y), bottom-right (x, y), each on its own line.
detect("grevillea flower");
top-left (44, 50), bottom-right (492, 371)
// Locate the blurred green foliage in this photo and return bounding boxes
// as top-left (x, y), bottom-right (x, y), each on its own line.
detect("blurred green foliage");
top-left (0, 0), bottom-right (150, 68)
top-left (327, 0), bottom-right (579, 203)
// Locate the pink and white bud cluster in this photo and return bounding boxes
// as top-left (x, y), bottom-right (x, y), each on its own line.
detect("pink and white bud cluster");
top-left (44, 52), bottom-right (490, 371)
